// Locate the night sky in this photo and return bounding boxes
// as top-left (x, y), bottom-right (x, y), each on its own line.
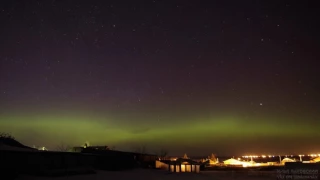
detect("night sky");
top-left (0, 0), bottom-right (319, 156)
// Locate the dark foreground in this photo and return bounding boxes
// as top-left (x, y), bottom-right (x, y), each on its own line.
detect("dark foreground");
top-left (17, 168), bottom-right (279, 180)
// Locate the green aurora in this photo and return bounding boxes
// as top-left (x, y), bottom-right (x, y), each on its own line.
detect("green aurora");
top-left (1, 111), bottom-right (319, 156)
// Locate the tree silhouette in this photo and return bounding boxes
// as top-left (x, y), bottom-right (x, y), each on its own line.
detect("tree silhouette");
top-left (56, 142), bottom-right (71, 152)
top-left (209, 153), bottom-right (217, 162)
top-left (159, 149), bottom-right (169, 158)
top-left (133, 145), bottom-right (147, 154)
top-left (0, 132), bottom-right (15, 140)
top-left (183, 153), bottom-right (188, 159)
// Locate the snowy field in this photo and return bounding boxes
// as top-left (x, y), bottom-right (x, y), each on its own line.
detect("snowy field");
top-left (17, 169), bottom-right (277, 180)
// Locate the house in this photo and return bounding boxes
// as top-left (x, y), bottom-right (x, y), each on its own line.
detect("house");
top-left (311, 157), bottom-right (320, 163)
top-left (281, 157), bottom-right (296, 165)
top-left (223, 158), bottom-right (243, 166)
top-left (169, 158), bottom-right (200, 173)
top-left (72, 145), bottom-right (110, 152)
top-left (223, 158), bottom-right (259, 167)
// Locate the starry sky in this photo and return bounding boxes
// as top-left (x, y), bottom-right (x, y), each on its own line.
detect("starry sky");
top-left (0, 0), bottom-right (319, 156)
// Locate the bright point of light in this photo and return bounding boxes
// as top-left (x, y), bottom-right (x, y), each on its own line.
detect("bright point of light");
top-left (38, 146), bottom-right (47, 151)
top-left (260, 103), bottom-right (263, 106)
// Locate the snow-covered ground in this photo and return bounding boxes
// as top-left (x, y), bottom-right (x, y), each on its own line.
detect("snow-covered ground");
top-left (17, 169), bottom-right (277, 180)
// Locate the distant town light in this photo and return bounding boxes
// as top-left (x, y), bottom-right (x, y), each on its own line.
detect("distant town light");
top-left (38, 146), bottom-right (47, 151)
